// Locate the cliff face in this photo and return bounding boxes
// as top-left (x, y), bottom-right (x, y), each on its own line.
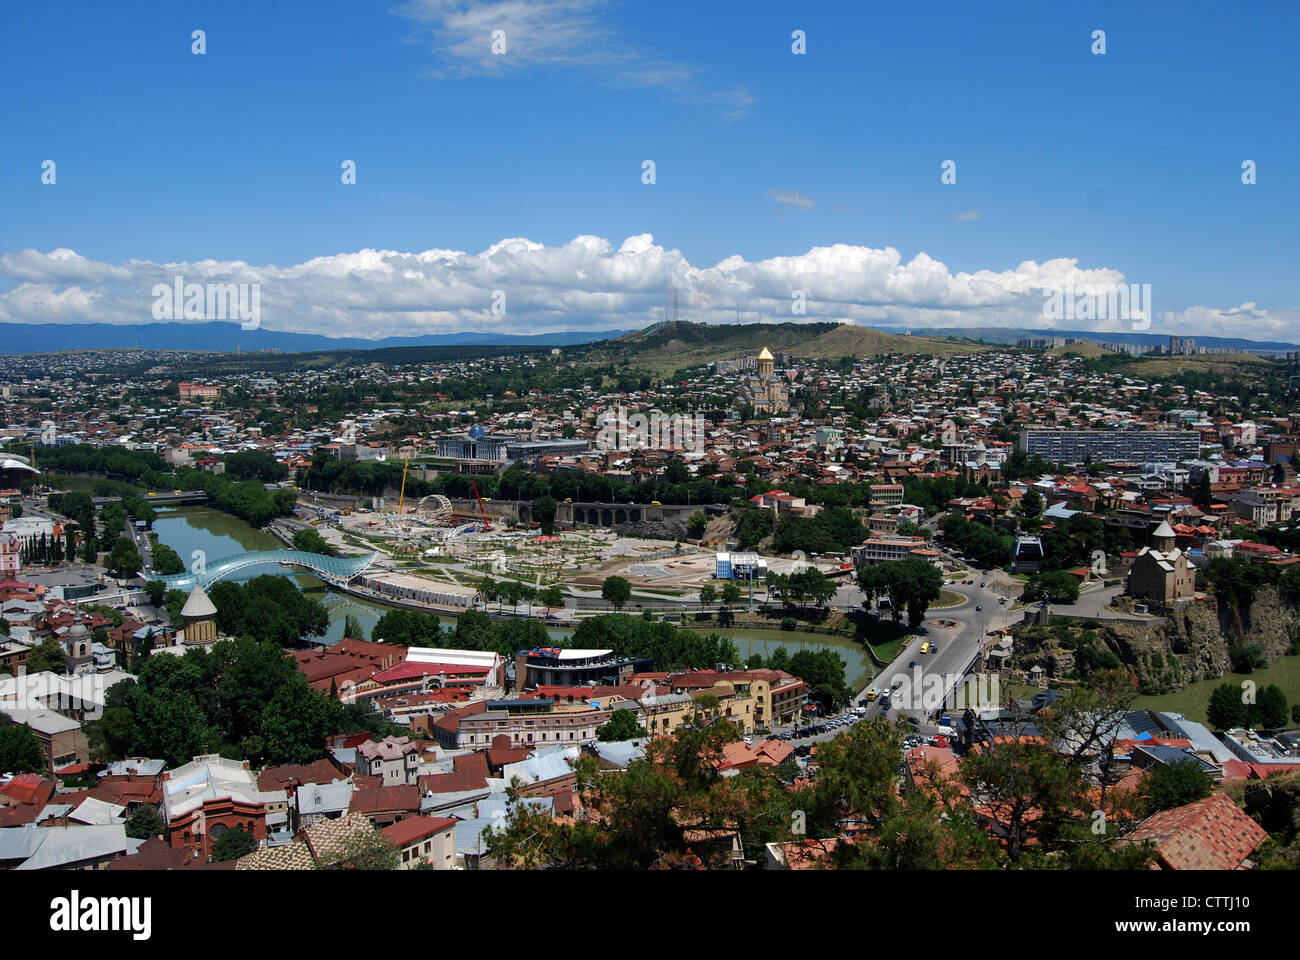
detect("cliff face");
top-left (1103, 588), bottom-right (1292, 690)
top-left (1015, 589), bottom-right (1293, 693)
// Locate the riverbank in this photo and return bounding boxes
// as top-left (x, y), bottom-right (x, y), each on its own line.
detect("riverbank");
top-left (148, 504), bottom-right (875, 686)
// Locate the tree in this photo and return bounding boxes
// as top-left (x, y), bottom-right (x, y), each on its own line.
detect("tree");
top-left (857, 558), bottom-right (943, 628)
top-left (211, 825), bottom-right (258, 862)
top-left (601, 575), bottom-right (631, 611)
top-left (1229, 643), bottom-right (1267, 673)
top-left (687, 510), bottom-right (708, 539)
top-left (597, 708), bottom-right (646, 742)
top-left (1021, 571), bottom-right (1081, 604)
top-left (532, 495), bottom-right (558, 535)
top-left (698, 583), bottom-right (716, 613)
top-left (258, 678), bottom-right (341, 765)
top-left (1021, 489), bottom-right (1044, 518)
top-left (144, 578), bottom-right (167, 608)
top-left (1143, 761), bottom-right (1213, 814)
top-left (959, 670), bottom-right (1152, 867)
top-left (25, 637), bottom-right (66, 675)
top-left (151, 543), bottom-right (185, 575)
top-left (788, 649), bottom-right (852, 712)
top-left (538, 585), bottom-right (565, 609)
top-left (1193, 473), bottom-right (1213, 508)
top-left (0, 718), bottom-right (46, 774)
top-left (107, 536), bottom-right (142, 580)
top-left (208, 575), bottom-right (329, 646)
top-left (125, 803), bottom-right (165, 840)
top-left (343, 614), bottom-right (366, 641)
top-left (164, 589), bottom-right (188, 624)
top-left (1255, 683), bottom-right (1290, 730)
top-left (292, 528), bottom-right (334, 556)
top-left (87, 706), bottom-right (136, 762)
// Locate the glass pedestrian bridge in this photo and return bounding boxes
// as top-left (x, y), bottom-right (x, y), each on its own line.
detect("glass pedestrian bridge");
top-left (146, 549), bottom-right (378, 592)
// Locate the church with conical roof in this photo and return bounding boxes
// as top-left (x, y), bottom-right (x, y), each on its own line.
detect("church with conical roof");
top-left (1126, 520), bottom-right (1196, 603)
top-left (180, 583), bottom-right (219, 645)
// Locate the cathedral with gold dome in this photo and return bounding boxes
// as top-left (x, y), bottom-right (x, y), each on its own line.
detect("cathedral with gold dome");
top-left (738, 346), bottom-right (789, 414)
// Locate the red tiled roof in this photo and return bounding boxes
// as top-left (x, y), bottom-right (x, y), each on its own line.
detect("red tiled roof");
top-left (381, 815), bottom-right (457, 847)
top-left (1124, 793), bottom-right (1268, 870)
top-left (0, 774), bottom-right (51, 807)
top-left (349, 785), bottom-right (420, 816)
top-left (420, 752), bottom-right (490, 795)
top-left (257, 758), bottom-right (345, 793)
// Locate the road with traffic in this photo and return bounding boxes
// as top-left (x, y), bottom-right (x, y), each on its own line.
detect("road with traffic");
top-left (857, 569), bottom-right (1022, 723)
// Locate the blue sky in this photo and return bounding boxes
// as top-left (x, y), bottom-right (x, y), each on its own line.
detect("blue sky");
top-left (0, 0), bottom-right (1296, 341)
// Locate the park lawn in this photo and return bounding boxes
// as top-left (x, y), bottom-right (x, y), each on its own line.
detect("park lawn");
top-left (870, 636), bottom-right (908, 666)
top-left (1005, 682), bottom-right (1043, 701)
top-left (931, 590), bottom-right (966, 609)
top-left (1134, 653), bottom-right (1300, 726)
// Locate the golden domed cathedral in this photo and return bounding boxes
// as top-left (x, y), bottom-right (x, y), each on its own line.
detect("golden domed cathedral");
top-left (739, 346), bottom-right (789, 414)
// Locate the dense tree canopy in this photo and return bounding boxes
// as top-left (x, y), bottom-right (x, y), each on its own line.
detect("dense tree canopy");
top-left (0, 717), bottom-right (47, 774)
top-left (208, 575), bottom-right (330, 646)
top-left (83, 637), bottom-right (397, 767)
top-left (857, 558), bottom-right (943, 628)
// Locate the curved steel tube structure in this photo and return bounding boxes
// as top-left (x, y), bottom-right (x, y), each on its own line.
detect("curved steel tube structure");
top-left (146, 549), bottom-right (377, 592)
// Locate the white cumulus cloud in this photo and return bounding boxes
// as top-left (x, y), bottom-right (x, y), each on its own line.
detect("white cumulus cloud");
top-left (0, 238), bottom-right (1293, 344)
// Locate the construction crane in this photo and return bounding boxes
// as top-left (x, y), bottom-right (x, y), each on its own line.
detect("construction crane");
top-left (470, 479), bottom-right (492, 532)
top-left (397, 457), bottom-right (409, 514)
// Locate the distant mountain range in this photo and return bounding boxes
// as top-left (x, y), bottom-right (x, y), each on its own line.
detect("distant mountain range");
top-left (0, 321), bottom-right (631, 354)
top-left (905, 327), bottom-right (1300, 352)
top-left (1, 319), bottom-right (1296, 357)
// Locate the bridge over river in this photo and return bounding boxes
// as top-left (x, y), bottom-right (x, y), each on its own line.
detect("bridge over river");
top-left (94, 490), bottom-right (209, 507)
top-left (146, 548), bottom-right (377, 592)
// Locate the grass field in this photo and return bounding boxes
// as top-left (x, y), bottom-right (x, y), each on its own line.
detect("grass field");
top-left (1134, 654), bottom-right (1300, 725)
top-left (869, 636), bottom-right (908, 667)
top-left (931, 590), bottom-right (966, 609)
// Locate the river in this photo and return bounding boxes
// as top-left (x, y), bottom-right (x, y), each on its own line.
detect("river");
top-left (150, 505), bottom-right (874, 687)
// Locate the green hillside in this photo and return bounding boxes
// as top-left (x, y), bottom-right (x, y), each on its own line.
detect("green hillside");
top-left (585, 320), bottom-right (988, 373)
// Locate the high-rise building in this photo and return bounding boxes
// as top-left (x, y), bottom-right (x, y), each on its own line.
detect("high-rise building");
top-left (1019, 428), bottom-right (1200, 463)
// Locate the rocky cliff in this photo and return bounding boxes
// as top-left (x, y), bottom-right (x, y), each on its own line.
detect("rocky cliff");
top-left (1017, 588), bottom-right (1294, 693)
